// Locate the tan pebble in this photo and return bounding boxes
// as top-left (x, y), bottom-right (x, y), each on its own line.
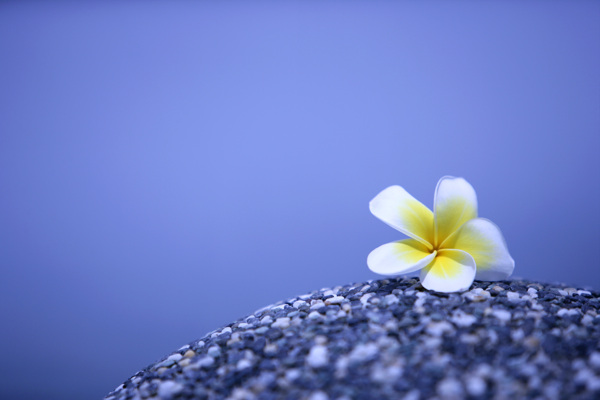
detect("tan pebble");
top-left (183, 350), bottom-right (196, 358)
top-left (523, 336), bottom-right (540, 349)
top-left (178, 359), bottom-right (191, 367)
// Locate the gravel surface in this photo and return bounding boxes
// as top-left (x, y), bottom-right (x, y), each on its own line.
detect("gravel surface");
top-left (105, 278), bottom-right (600, 400)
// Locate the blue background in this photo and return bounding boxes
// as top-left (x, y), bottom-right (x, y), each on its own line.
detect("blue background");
top-left (0, 1), bottom-right (598, 399)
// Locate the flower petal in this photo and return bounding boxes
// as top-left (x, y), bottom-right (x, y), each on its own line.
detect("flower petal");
top-left (370, 185), bottom-right (434, 249)
top-left (367, 239), bottom-right (436, 276)
top-left (420, 249), bottom-right (476, 292)
top-left (442, 218), bottom-right (515, 281)
top-left (434, 176), bottom-right (478, 247)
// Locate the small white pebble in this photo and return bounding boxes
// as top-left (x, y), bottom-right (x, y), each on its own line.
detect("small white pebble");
top-left (307, 345), bottom-right (329, 368)
top-left (194, 356), bottom-right (215, 368)
top-left (426, 321), bottom-right (454, 337)
top-left (228, 388), bottom-right (255, 400)
top-left (166, 353), bottom-right (182, 363)
top-left (487, 329), bottom-right (499, 344)
top-left (155, 353), bottom-right (182, 368)
top-left (308, 391), bottom-right (329, 400)
top-left (414, 297), bottom-right (426, 308)
top-left (589, 352), bottom-right (600, 369)
top-left (475, 363), bottom-right (492, 377)
top-left (575, 368), bottom-right (600, 391)
top-left (264, 343), bottom-right (278, 355)
top-left (384, 294), bottom-right (399, 305)
top-left (556, 308), bottom-right (580, 317)
top-left (260, 316), bottom-right (273, 326)
top-left (451, 310), bottom-right (477, 327)
top-left (491, 309), bottom-right (511, 323)
top-left (237, 358), bottom-right (252, 370)
top-left (464, 288), bottom-right (491, 302)
top-left (370, 364), bottom-right (403, 383)
top-left (506, 291), bottom-right (521, 301)
top-left (292, 300), bottom-right (307, 309)
top-left (465, 375), bottom-right (486, 396)
top-left (285, 368), bottom-right (301, 381)
top-left (335, 356), bottom-right (349, 378)
top-left (527, 287), bottom-right (538, 298)
top-left (271, 317), bottom-right (291, 329)
top-left (157, 381), bottom-right (184, 398)
top-left (422, 337), bottom-right (442, 348)
top-left (511, 329), bottom-right (525, 341)
top-left (402, 390), bottom-right (420, 400)
top-left (360, 293), bottom-right (374, 305)
top-left (437, 377), bottom-right (464, 400)
top-left (308, 311), bottom-right (322, 319)
top-left (227, 332), bottom-right (241, 344)
top-left (577, 289), bottom-right (592, 296)
top-left (310, 300), bottom-right (325, 310)
top-left (348, 343), bottom-right (378, 363)
top-left (325, 296), bottom-right (344, 305)
top-left (207, 346), bottom-right (221, 357)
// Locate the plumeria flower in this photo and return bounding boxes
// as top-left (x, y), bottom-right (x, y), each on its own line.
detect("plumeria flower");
top-left (367, 176), bottom-right (514, 293)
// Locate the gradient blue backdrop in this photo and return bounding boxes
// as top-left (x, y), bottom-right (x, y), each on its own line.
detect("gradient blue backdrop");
top-left (0, 1), bottom-right (598, 399)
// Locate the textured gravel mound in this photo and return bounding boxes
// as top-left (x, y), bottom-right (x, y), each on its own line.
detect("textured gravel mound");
top-left (105, 278), bottom-right (600, 400)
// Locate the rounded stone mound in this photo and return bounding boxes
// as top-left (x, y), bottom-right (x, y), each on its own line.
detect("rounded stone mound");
top-left (105, 278), bottom-right (600, 400)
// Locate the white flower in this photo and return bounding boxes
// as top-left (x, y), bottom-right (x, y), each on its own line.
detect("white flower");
top-left (367, 176), bottom-right (514, 293)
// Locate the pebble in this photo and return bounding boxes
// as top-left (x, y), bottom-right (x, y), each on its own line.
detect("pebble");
top-left (183, 349), bottom-right (195, 358)
top-left (155, 353), bottom-right (182, 368)
top-left (506, 291), bottom-right (521, 301)
top-left (194, 356), bottom-right (214, 368)
top-left (589, 352), bottom-right (600, 369)
top-left (464, 288), bottom-right (491, 301)
top-left (306, 345), bottom-right (328, 368)
top-left (465, 375), bottom-right (486, 396)
top-left (157, 381), bottom-right (183, 398)
top-left (293, 300), bottom-right (308, 309)
top-left (360, 293), bottom-right (374, 305)
top-left (451, 310), bottom-right (477, 327)
top-left (105, 278), bottom-right (600, 400)
top-left (207, 345), bottom-right (221, 357)
top-left (348, 343), bottom-right (378, 363)
top-left (271, 317), bottom-right (290, 329)
top-left (426, 321), bottom-right (453, 337)
top-left (437, 377), bottom-right (464, 399)
top-left (491, 308), bottom-right (512, 323)
top-left (308, 391), bottom-right (329, 400)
